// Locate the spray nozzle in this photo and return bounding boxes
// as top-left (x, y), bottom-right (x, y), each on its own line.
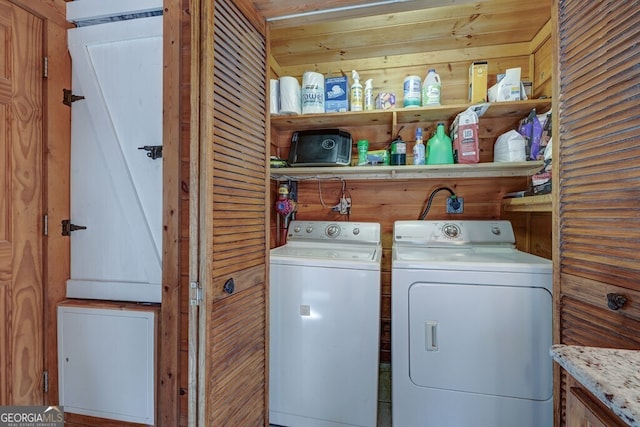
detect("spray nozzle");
top-left (352, 70), bottom-right (360, 83)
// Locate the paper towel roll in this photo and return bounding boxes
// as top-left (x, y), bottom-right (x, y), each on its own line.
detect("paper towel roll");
top-left (302, 71), bottom-right (325, 114)
top-left (270, 79), bottom-right (280, 115)
top-left (279, 76), bottom-right (301, 115)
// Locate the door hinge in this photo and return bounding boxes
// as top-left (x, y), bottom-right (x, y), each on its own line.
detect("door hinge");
top-left (43, 56), bottom-right (48, 79)
top-left (138, 145), bottom-right (163, 160)
top-left (43, 371), bottom-right (49, 393)
top-left (61, 219), bottom-right (87, 236)
top-left (190, 281), bottom-right (203, 306)
top-left (63, 88), bottom-right (85, 107)
top-left (43, 215), bottom-right (48, 236)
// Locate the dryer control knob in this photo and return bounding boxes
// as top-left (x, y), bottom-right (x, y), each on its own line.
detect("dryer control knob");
top-left (491, 226), bottom-right (501, 235)
top-left (294, 225), bottom-right (301, 233)
top-left (326, 224), bottom-right (340, 237)
top-left (443, 223), bottom-right (460, 238)
top-left (306, 225), bottom-right (314, 233)
top-left (353, 227), bottom-right (360, 235)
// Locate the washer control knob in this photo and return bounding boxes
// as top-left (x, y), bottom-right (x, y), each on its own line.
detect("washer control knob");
top-left (293, 225), bottom-right (301, 233)
top-left (326, 224), bottom-right (340, 237)
top-left (352, 227), bottom-right (360, 235)
top-left (306, 225), bottom-right (314, 233)
top-left (491, 226), bottom-right (501, 235)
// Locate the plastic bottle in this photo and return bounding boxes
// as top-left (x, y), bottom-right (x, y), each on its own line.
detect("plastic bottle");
top-left (403, 75), bottom-right (422, 108)
top-left (390, 136), bottom-right (406, 165)
top-left (364, 79), bottom-right (374, 111)
top-left (350, 70), bottom-right (363, 111)
top-left (422, 69), bottom-right (441, 106)
top-left (357, 139), bottom-right (369, 165)
top-left (412, 128), bottom-right (425, 165)
top-left (427, 123), bottom-right (454, 165)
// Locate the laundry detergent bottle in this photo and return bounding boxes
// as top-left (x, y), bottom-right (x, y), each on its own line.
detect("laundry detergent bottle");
top-left (422, 69), bottom-right (441, 106)
top-left (427, 123), bottom-right (454, 165)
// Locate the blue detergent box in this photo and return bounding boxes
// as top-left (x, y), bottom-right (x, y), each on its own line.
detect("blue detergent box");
top-left (324, 76), bottom-right (349, 112)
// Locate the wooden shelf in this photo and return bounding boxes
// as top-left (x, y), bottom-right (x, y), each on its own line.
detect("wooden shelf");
top-left (270, 99), bottom-right (552, 131)
top-left (271, 161), bottom-right (544, 181)
top-left (501, 194), bottom-right (552, 212)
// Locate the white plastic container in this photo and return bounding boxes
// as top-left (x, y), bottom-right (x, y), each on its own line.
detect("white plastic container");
top-left (422, 69), bottom-right (441, 106)
top-left (403, 75), bottom-right (421, 108)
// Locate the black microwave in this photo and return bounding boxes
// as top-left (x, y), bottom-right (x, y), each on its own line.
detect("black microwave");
top-left (287, 129), bottom-right (352, 166)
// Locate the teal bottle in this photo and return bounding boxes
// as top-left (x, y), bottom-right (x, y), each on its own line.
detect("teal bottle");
top-left (427, 123), bottom-right (454, 165)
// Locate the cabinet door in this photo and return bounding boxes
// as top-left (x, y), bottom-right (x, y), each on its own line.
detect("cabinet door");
top-left (567, 386), bottom-right (626, 427)
top-left (67, 16), bottom-right (162, 303)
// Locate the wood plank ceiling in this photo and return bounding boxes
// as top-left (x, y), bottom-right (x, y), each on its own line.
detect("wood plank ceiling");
top-left (253, 0), bottom-right (552, 76)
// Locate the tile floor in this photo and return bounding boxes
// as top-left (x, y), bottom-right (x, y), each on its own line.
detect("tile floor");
top-left (270, 362), bottom-right (392, 427)
top-left (377, 363), bottom-right (392, 427)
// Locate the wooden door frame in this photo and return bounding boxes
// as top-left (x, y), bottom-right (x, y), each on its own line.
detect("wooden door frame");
top-left (159, 0), bottom-right (182, 425)
top-left (7, 0), bottom-right (71, 406)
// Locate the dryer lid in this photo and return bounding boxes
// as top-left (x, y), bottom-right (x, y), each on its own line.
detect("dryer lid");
top-left (392, 245), bottom-right (551, 273)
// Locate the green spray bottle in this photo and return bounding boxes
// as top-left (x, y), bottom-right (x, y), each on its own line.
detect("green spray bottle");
top-left (427, 123), bottom-right (454, 165)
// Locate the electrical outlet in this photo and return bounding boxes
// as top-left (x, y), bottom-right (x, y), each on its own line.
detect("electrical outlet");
top-left (339, 197), bottom-right (351, 215)
top-left (332, 197), bottom-right (352, 215)
top-left (446, 196), bottom-right (464, 214)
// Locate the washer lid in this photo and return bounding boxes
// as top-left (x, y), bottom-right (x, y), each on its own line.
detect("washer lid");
top-left (271, 243), bottom-right (382, 268)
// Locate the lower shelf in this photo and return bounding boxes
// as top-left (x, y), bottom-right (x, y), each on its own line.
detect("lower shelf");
top-left (270, 161), bottom-right (543, 181)
top-left (501, 194), bottom-right (552, 212)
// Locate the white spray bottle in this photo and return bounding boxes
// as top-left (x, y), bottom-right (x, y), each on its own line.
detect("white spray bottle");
top-left (350, 70), bottom-right (363, 111)
top-left (364, 79), bottom-right (374, 110)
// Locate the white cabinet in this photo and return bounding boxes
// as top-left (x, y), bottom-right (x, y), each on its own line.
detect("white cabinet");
top-left (57, 304), bottom-right (157, 424)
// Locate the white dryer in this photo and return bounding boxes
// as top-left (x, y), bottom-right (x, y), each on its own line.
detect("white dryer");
top-left (392, 220), bottom-right (552, 427)
top-left (270, 221), bottom-right (382, 427)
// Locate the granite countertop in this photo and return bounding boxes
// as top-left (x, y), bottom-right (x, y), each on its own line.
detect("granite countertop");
top-left (550, 344), bottom-right (640, 427)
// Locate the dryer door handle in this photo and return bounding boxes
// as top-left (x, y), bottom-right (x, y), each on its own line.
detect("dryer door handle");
top-left (425, 320), bottom-right (439, 351)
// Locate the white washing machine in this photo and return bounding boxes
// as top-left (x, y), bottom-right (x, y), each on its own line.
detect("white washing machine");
top-left (392, 220), bottom-right (553, 427)
top-left (270, 220), bottom-right (382, 427)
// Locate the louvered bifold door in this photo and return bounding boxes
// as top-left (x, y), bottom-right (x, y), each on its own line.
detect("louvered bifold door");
top-left (557, 0), bottom-right (640, 290)
top-left (191, 0), bottom-right (269, 425)
top-left (557, 1), bottom-right (640, 424)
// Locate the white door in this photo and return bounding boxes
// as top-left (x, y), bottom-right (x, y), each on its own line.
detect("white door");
top-left (66, 16), bottom-right (163, 303)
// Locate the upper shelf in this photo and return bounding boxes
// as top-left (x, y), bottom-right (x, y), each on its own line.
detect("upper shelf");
top-left (270, 99), bottom-right (552, 131)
